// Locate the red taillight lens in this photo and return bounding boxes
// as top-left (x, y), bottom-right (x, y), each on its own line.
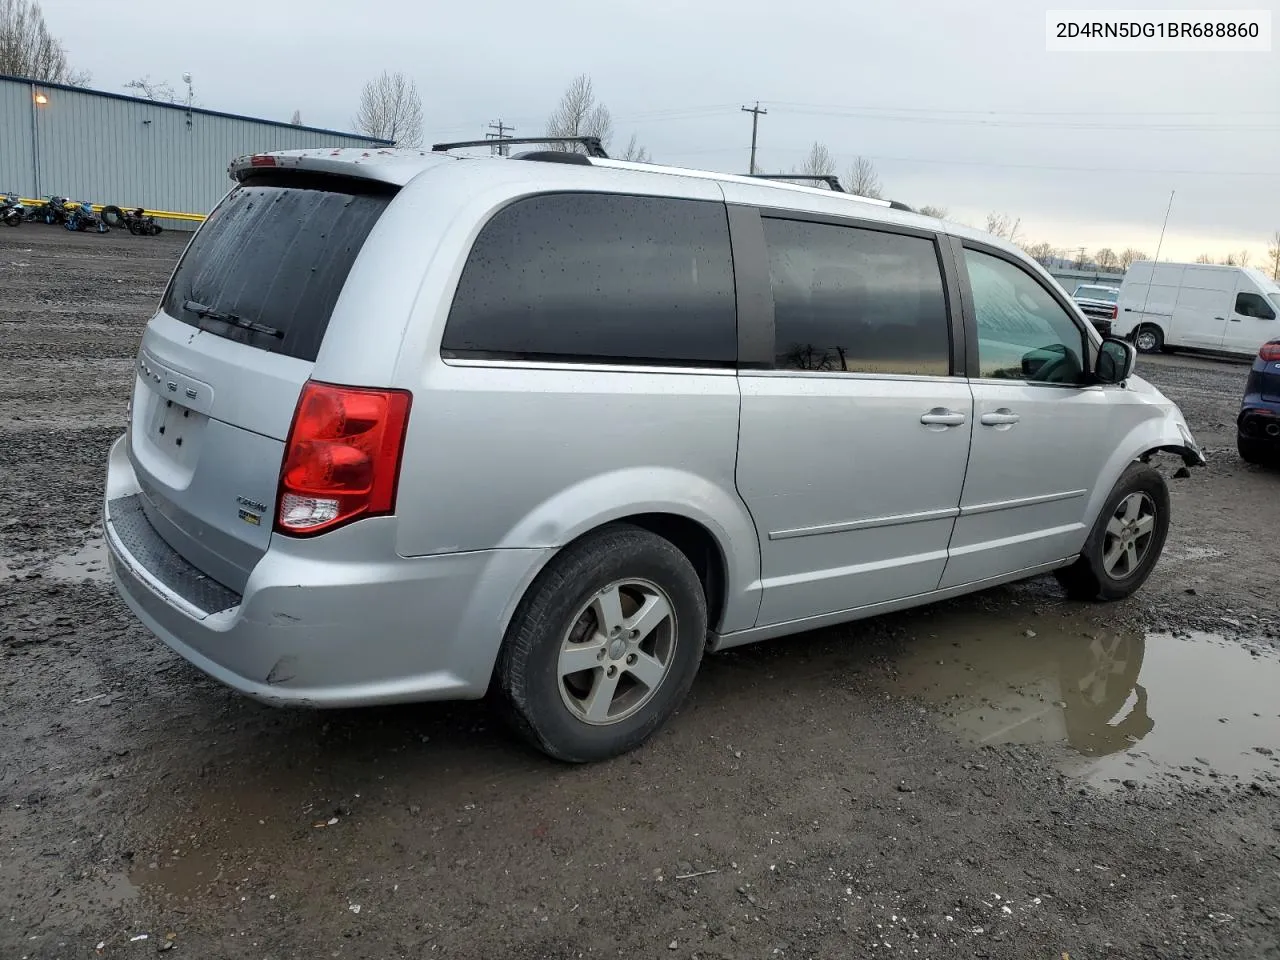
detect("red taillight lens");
top-left (1110, 305), bottom-right (1118, 320)
top-left (1259, 341), bottom-right (1280, 362)
top-left (275, 381), bottom-right (412, 536)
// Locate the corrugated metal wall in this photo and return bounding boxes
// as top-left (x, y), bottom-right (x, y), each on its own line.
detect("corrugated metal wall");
top-left (0, 79), bottom-right (35, 196)
top-left (0, 76), bottom-right (389, 217)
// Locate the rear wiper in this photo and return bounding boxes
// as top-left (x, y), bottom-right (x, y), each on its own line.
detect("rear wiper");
top-left (183, 299), bottom-right (283, 339)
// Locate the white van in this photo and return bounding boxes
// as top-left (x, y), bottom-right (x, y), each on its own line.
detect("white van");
top-left (1113, 261), bottom-right (1280, 356)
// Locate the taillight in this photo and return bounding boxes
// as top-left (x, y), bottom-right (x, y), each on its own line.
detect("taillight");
top-left (275, 381), bottom-right (412, 536)
top-left (1259, 341), bottom-right (1280, 362)
top-left (1110, 305), bottom-right (1118, 320)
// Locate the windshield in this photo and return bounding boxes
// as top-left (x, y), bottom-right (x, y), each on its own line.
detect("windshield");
top-left (1270, 293), bottom-right (1280, 315)
top-left (1076, 286), bottom-right (1118, 302)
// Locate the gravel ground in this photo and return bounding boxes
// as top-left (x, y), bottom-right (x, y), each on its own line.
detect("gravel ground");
top-left (2, 228), bottom-right (1278, 960)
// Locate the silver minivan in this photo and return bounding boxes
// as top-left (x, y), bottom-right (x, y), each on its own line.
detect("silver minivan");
top-left (103, 143), bottom-right (1204, 762)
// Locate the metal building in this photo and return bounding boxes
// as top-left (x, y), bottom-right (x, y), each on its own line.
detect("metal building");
top-left (1, 74), bottom-right (391, 222)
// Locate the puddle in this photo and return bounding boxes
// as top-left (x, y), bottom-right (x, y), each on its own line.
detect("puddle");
top-left (1, 530), bottom-right (109, 583)
top-left (886, 611), bottom-right (1280, 790)
top-left (45, 534), bottom-right (109, 583)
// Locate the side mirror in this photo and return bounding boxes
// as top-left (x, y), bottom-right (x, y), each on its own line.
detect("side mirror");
top-left (1095, 338), bottom-right (1136, 384)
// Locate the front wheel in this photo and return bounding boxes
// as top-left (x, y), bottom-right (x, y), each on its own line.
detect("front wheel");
top-left (495, 524), bottom-right (708, 762)
top-left (1056, 462), bottom-right (1170, 601)
top-left (1133, 325), bottom-right (1164, 354)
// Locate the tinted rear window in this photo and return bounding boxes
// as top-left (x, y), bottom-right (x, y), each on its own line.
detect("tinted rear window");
top-left (442, 193), bottom-right (737, 366)
top-left (162, 175), bottom-right (394, 362)
top-left (763, 217), bottom-right (951, 376)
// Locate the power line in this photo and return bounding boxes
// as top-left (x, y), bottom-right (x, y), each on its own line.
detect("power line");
top-left (670, 146), bottom-right (1277, 178)
top-left (765, 99), bottom-right (1280, 117)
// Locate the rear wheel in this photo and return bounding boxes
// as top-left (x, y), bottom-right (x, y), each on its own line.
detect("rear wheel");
top-left (495, 524), bottom-right (707, 762)
top-left (1056, 462), bottom-right (1170, 601)
top-left (1238, 436), bottom-right (1275, 465)
top-left (100, 205), bottom-right (123, 227)
top-left (1133, 325), bottom-right (1164, 354)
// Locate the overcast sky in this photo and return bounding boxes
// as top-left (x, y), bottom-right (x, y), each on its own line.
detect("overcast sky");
top-left (37, 0), bottom-right (1280, 262)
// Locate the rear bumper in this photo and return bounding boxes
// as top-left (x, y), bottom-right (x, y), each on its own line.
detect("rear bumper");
top-left (1238, 404), bottom-right (1280, 442)
top-left (104, 435), bottom-right (551, 707)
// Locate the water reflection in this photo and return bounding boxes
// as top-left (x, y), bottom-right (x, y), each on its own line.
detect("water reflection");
top-left (887, 611), bottom-right (1280, 786)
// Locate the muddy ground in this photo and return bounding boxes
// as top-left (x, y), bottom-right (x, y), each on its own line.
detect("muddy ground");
top-left (2, 228), bottom-right (1278, 960)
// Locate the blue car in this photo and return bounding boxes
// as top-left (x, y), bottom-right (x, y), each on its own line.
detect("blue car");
top-left (1238, 339), bottom-right (1280, 464)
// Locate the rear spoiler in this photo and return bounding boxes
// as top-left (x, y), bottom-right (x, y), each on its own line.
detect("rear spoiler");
top-left (227, 150), bottom-right (445, 188)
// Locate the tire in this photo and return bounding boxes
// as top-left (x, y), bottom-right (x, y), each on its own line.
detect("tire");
top-left (1, 209), bottom-right (20, 227)
top-left (1056, 462), bottom-right (1170, 602)
top-left (150, 223), bottom-right (163, 236)
top-left (127, 220), bottom-right (140, 235)
top-left (1133, 325), bottom-right (1164, 354)
top-left (1238, 436), bottom-right (1275, 465)
top-left (100, 205), bottom-right (123, 227)
top-left (495, 524), bottom-right (708, 762)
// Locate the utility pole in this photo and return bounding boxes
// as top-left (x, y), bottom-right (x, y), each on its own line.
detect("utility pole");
top-left (741, 102), bottom-right (767, 175)
top-left (487, 119), bottom-right (514, 157)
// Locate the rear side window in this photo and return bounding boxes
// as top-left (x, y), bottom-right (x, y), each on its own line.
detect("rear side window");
top-left (162, 175), bottom-right (394, 362)
top-left (762, 218), bottom-right (951, 376)
top-left (442, 193), bottom-right (737, 366)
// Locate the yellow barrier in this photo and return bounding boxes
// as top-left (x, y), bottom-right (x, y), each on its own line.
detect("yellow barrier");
top-left (17, 199), bottom-right (206, 222)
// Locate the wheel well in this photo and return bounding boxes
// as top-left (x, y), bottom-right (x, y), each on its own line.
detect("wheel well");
top-left (616, 513), bottom-right (728, 632)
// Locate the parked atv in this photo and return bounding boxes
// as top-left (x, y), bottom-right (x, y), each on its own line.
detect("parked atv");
top-left (64, 201), bottom-right (109, 234)
top-left (125, 208), bottom-right (162, 236)
top-left (100, 205), bottom-right (162, 236)
top-left (41, 196), bottom-right (73, 226)
top-left (0, 193), bottom-right (25, 227)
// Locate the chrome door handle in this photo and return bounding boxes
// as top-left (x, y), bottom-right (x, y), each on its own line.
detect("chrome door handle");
top-left (920, 408), bottom-right (966, 427)
top-left (980, 410), bottom-right (1021, 426)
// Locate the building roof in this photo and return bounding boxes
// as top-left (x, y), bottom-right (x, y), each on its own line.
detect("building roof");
top-left (0, 72), bottom-right (393, 144)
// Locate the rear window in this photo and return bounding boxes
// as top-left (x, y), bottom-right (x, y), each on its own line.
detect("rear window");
top-left (442, 192), bottom-right (737, 367)
top-left (161, 174), bottom-right (394, 362)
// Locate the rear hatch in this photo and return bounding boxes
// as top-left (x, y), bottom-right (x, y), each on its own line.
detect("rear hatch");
top-left (127, 171), bottom-right (396, 593)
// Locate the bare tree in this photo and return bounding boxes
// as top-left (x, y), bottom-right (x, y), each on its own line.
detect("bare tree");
top-left (546, 74), bottom-right (613, 153)
top-left (1220, 253), bottom-right (1239, 266)
top-left (1119, 248), bottom-right (1148, 270)
top-left (984, 212), bottom-right (1022, 245)
top-left (1195, 253), bottom-right (1214, 264)
top-left (1024, 241), bottom-right (1057, 265)
top-left (124, 76), bottom-right (177, 103)
top-left (917, 205), bottom-right (949, 219)
top-left (845, 156), bottom-right (882, 198)
top-left (1266, 231), bottom-right (1280, 281)
top-left (290, 109), bottom-right (303, 126)
top-left (801, 142), bottom-right (837, 179)
top-left (1237, 249), bottom-right (1251, 268)
top-left (354, 71), bottom-right (423, 147)
top-left (1094, 248), bottom-right (1119, 271)
top-left (620, 133), bottom-right (650, 163)
top-left (0, 0), bottom-right (87, 84)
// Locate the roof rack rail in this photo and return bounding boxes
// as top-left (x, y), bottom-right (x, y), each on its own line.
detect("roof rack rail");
top-left (431, 136), bottom-right (609, 159)
top-left (748, 173), bottom-right (845, 193)
top-left (510, 150), bottom-right (592, 165)
top-left (888, 200), bottom-right (915, 212)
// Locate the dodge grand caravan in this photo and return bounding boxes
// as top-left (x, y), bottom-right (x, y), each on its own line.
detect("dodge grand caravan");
top-left (103, 143), bottom-right (1204, 762)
